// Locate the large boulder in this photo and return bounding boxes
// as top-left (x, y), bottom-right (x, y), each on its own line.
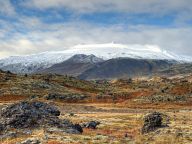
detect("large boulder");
top-left (0, 101), bottom-right (60, 129)
top-left (0, 101), bottom-right (83, 134)
top-left (141, 112), bottom-right (168, 134)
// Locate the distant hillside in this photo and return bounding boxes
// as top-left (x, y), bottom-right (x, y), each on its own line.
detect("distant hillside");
top-left (157, 63), bottom-right (192, 76)
top-left (78, 58), bottom-right (174, 80)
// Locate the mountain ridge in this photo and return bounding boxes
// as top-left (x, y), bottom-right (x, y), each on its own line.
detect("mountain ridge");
top-left (0, 43), bottom-right (191, 74)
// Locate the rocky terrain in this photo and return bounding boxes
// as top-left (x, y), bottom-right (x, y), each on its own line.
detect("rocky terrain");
top-left (0, 70), bottom-right (192, 143)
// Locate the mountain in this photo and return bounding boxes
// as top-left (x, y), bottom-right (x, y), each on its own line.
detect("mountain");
top-left (78, 58), bottom-right (174, 80)
top-left (0, 43), bottom-right (191, 73)
top-left (38, 54), bottom-right (104, 76)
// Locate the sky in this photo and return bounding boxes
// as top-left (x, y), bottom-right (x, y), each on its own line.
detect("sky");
top-left (0, 0), bottom-right (192, 58)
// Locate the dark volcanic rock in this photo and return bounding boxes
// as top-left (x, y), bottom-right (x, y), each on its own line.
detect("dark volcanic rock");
top-left (0, 101), bottom-right (83, 135)
top-left (73, 124), bottom-right (83, 133)
top-left (0, 131), bottom-right (17, 140)
top-left (0, 123), bottom-right (4, 132)
top-left (1, 101), bottom-right (60, 129)
top-left (141, 112), bottom-right (168, 134)
top-left (83, 121), bottom-right (100, 129)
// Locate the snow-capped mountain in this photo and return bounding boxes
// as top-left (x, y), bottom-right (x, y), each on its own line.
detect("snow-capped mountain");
top-left (0, 43), bottom-right (191, 73)
top-left (70, 43), bottom-right (192, 62)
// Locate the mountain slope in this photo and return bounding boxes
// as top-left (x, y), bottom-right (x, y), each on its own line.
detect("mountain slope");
top-left (38, 54), bottom-right (104, 76)
top-left (78, 58), bottom-right (174, 80)
top-left (157, 63), bottom-right (192, 76)
top-left (0, 52), bottom-right (73, 73)
top-left (0, 43), bottom-right (191, 73)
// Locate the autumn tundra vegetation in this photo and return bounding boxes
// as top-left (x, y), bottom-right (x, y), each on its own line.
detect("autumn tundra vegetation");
top-left (0, 70), bottom-right (192, 143)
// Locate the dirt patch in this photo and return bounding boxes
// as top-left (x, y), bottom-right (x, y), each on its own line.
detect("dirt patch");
top-left (0, 95), bottom-right (27, 102)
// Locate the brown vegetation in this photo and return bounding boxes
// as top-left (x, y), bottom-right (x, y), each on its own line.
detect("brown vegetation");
top-left (0, 70), bottom-right (192, 143)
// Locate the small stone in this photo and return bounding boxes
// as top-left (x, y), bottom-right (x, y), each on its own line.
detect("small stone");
top-left (73, 124), bottom-right (83, 133)
top-left (83, 121), bottom-right (100, 129)
top-left (20, 138), bottom-right (41, 144)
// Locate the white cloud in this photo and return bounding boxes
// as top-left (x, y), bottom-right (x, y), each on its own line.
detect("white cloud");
top-left (22, 0), bottom-right (192, 25)
top-left (24, 0), bottom-right (192, 15)
top-left (0, 17), bottom-right (192, 59)
top-left (0, 0), bottom-right (16, 16)
top-left (0, 0), bottom-right (192, 58)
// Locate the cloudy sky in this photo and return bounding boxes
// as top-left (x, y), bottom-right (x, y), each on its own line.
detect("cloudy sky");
top-left (0, 0), bottom-right (192, 58)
